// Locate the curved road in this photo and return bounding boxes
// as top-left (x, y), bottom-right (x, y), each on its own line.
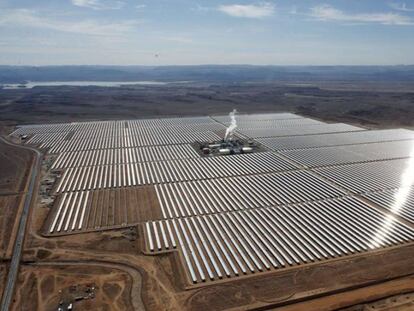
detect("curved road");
top-left (0, 136), bottom-right (42, 311)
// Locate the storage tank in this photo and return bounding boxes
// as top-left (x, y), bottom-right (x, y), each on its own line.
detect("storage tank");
top-left (242, 147), bottom-right (253, 153)
top-left (209, 143), bottom-right (221, 148)
top-left (219, 148), bottom-right (231, 155)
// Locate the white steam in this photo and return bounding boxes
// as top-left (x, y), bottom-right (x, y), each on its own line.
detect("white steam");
top-left (224, 109), bottom-right (237, 141)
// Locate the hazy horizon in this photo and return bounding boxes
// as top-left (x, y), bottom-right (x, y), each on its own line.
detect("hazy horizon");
top-left (2, 64), bottom-right (414, 68)
top-left (1, 64), bottom-right (414, 67)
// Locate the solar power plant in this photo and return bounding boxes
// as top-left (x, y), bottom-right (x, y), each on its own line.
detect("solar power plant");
top-left (364, 187), bottom-right (414, 223)
top-left (12, 113), bottom-right (414, 286)
top-left (236, 123), bottom-right (363, 138)
top-left (145, 197), bottom-right (414, 283)
top-left (281, 140), bottom-right (414, 167)
top-left (257, 129), bottom-right (414, 151)
top-left (315, 158), bottom-right (414, 193)
top-left (211, 112), bottom-right (302, 123)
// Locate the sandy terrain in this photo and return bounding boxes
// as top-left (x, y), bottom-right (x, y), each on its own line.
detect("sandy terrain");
top-left (0, 138), bottom-right (33, 301)
top-left (11, 264), bottom-right (134, 310)
top-left (0, 264), bottom-right (6, 302)
top-left (0, 195), bottom-right (23, 258)
top-left (0, 82), bottom-right (413, 129)
top-left (272, 274), bottom-right (414, 311)
top-left (340, 293), bottom-right (414, 311)
top-left (0, 139), bottom-right (32, 194)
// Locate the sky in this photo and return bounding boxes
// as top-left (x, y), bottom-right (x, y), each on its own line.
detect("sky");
top-left (0, 0), bottom-right (414, 65)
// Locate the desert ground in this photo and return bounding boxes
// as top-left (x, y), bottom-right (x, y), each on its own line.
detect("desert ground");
top-left (1, 81), bottom-right (414, 310)
top-left (0, 82), bottom-right (413, 129)
top-left (0, 264), bottom-right (6, 301)
top-left (0, 138), bottom-right (33, 302)
top-left (12, 264), bottom-right (134, 311)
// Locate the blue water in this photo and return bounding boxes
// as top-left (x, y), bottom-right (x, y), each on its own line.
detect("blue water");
top-left (1, 80), bottom-right (177, 89)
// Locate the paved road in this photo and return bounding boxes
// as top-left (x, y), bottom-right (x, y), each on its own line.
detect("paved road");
top-left (0, 137), bottom-right (41, 311)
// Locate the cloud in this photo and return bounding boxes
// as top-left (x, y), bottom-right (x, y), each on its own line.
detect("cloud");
top-left (218, 3), bottom-right (275, 18)
top-left (71, 0), bottom-right (124, 10)
top-left (135, 4), bottom-right (146, 10)
top-left (310, 4), bottom-right (414, 25)
top-left (0, 9), bottom-right (140, 36)
top-left (389, 2), bottom-right (414, 12)
top-left (162, 36), bottom-right (194, 43)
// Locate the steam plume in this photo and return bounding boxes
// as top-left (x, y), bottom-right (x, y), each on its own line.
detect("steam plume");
top-left (224, 109), bottom-right (237, 141)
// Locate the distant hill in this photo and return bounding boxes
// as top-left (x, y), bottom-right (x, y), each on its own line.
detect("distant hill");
top-left (1, 65), bottom-right (414, 83)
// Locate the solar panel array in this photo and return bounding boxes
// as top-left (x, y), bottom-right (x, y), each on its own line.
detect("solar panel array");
top-left (257, 129), bottom-right (414, 151)
top-left (12, 113), bottom-right (414, 285)
top-left (220, 118), bottom-right (324, 129)
top-left (155, 171), bottom-right (345, 218)
top-left (55, 152), bottom-right (295, 192)
top-left (315, 158), bottom-right (413, 193)
top-left (364, 188), bottom-right (414, 223)
top-left (237, 123), bottom-right (363, 139)
top-left (145, 197), bottom-right (414, 283)
top-left (51, 144), bottom-right (200, 169)
top-left (281, 140), bottom-right (414, 167)
top-left (211, 113), bottom-right (302, 123)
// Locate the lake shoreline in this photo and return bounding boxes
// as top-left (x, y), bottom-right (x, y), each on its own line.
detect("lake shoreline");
top-left (0, 80), bottom-right (193, 89)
